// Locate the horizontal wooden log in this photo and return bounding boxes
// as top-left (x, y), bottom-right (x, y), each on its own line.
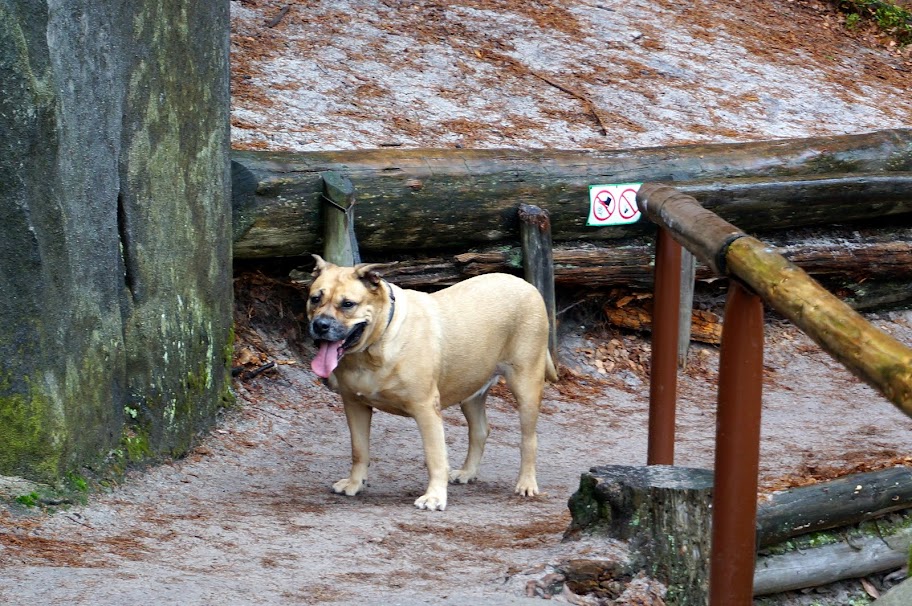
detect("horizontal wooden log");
top-left (603, 295), bottom-right (723, 345)
top-left (753, 527), bottom-right (912, 596)
top-left (756, 466), bottom-right (912, 547)
top-left (377, 225), bottom-right (912, 292)
top-left (231, 129), bottom-right (912, 258)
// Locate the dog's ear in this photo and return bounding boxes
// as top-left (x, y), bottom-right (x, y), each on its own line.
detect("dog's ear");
top-left (354, 261), bottom-right (398, 288)
top-left (311, 254), bottom-right (330, 277)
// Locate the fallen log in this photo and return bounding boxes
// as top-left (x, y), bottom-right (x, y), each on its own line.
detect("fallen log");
top-left (377, 225), bottom-right (912, 293)
top-left (602, 293), bottom-right (723, 345)
top-left (231, 129), bottom-right (912, 258)
top-left (753, 526), bottom-right (912, 596)
top-left (757, 466), bottom-right (912, 548)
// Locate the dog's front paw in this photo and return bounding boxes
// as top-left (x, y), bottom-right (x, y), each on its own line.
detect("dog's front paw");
top-left (332, 477), bottom-right (366, 496)
top-left (514, 476), bottom-right (539, 497)
top-left (414, 489), bottom-right (447, 511)
top-left (448, 469), bottom-right (478, 484)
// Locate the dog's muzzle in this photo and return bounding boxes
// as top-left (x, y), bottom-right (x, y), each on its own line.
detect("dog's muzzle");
top-left (310, 316), bottom-right (366, 379)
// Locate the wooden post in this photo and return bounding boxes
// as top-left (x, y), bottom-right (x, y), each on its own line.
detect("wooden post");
top-left (678, 250), bottom-right (696, 367)
top-left (647, 228), bottom-right (681, 466)
top-left (321, 171), bottom-right (360, 266)
top-left (519, 203), bottom-right (558, 365)
top-left (710, 281), bottom-right (764, 606)
top-left (567, 465), bottom-right (715, 606)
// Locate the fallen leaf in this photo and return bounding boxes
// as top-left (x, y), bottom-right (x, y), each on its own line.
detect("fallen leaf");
top-left (861, 577), bottom-right (879, 599)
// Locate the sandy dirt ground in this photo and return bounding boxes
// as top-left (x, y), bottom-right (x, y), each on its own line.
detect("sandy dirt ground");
top-left (229, 0), bottom-right (912, 151)
top-left (2, 276), bottom-right (912, 605)
top-left (3, 1), bottom-right (912, 604)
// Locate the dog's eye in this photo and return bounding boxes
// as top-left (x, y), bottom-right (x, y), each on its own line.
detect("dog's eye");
top-left (309, 294), bottom-right (321, 305)
top-left (340, 299), bottom-right (356, 310)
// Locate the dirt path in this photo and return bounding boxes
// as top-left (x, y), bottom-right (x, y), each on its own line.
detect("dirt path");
top-left (3, 301), bottom-right (912, 605)
top-left (3, 1), bottom-right (912, 604)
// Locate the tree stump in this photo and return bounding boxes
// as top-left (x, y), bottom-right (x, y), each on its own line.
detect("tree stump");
top-left (567, 465), bottom-right (714, 606)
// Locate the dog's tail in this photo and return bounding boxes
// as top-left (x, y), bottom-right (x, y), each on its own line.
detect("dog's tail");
top-left (545, 351), bottom-right (559, 383)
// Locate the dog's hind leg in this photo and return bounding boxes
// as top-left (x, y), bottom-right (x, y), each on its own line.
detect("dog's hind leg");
top-left (504, 368), bottom-right (542, 497)
top-left (450, 388), bottom-right (491, 485)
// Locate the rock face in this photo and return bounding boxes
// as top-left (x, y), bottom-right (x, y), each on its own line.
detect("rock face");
top-left (0, 1), bottom-right (232, 483)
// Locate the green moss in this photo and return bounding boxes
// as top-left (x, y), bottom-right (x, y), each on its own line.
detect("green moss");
top-left (15, 492), bottom-right (40, 508)
top-left (806, 153), bottom-right (863, 174)
top-left (568, 475), bottom-right (604, 530)
top-left (506, 247), bottom-right (523, 269)
top-left (66, 471), bottom-right (88, 493)
top-left (0, 373), bottom-right (65, 483)
top-left (122, 428), bottom-right (151, 461)
top-left (763, 508), bottom-right (912, 556)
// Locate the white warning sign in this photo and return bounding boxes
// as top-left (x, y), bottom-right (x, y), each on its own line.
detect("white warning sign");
top-left (587, 183), bottom-right (642, 226)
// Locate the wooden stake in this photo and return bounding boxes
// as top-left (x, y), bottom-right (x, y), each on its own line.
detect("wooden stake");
top-left (519, 204), bottom-right (557, 365)
top-left (678, 249), bottom-right (696, 367)
top-left (321, 171), bottom-right (360, 266)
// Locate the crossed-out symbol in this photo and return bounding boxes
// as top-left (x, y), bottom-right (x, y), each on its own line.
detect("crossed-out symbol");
top-left (592, 189), bottom-right (614, 220)
top-left (618, 188), bottom-right (640, 220)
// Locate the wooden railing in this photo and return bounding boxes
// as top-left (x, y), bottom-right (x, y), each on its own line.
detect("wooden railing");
top-left (636, 183), bottom-right (912, 605)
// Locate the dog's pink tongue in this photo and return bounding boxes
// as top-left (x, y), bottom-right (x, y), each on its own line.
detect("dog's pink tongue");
top-left (312, 340), bottom-right (345, 378)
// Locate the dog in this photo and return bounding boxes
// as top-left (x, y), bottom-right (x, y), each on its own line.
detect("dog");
top-left (305, 255), bottom-right (558, 511)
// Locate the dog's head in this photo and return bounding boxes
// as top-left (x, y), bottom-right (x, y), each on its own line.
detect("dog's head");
top-left (305, 255), bottom-right (396, 378)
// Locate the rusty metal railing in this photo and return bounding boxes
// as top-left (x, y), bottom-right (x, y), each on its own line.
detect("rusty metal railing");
top-left (636, 182), bottom-right (912, 605)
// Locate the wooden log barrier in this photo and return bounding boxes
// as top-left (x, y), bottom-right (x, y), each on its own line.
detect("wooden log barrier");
top-left (383, 226), bottom-right (912, 288)
top-left (231, 129), bottom-right (912, 258)
top-left (725, 236), bottom-right (912, 416)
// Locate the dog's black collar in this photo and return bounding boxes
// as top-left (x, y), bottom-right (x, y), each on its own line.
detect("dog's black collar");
top-left (385, 281), bottom-right (396, 329)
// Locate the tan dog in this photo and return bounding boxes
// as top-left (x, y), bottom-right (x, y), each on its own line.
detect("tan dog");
top-left (306, 255), bottom-right (557, 511)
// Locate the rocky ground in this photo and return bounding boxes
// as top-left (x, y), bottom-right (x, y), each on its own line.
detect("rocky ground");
top-left (3, 1), bottom-right (912, 604)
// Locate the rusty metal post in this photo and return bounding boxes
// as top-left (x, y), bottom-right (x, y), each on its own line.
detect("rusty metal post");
top-left (710, 281), bottom-right (764, 606)
top-left (647, 227), bottom-right (682, 465)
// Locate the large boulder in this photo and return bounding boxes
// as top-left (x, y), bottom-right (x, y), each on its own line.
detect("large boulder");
top-left (0, 0), bottom-right (232, 483)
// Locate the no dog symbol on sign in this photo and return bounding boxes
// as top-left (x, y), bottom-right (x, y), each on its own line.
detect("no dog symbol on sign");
top-left (587, 183), bottom-right (642, 226)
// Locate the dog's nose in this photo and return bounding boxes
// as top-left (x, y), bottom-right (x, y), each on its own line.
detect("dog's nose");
top-left (311, 315), bottom-right (333, 337)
